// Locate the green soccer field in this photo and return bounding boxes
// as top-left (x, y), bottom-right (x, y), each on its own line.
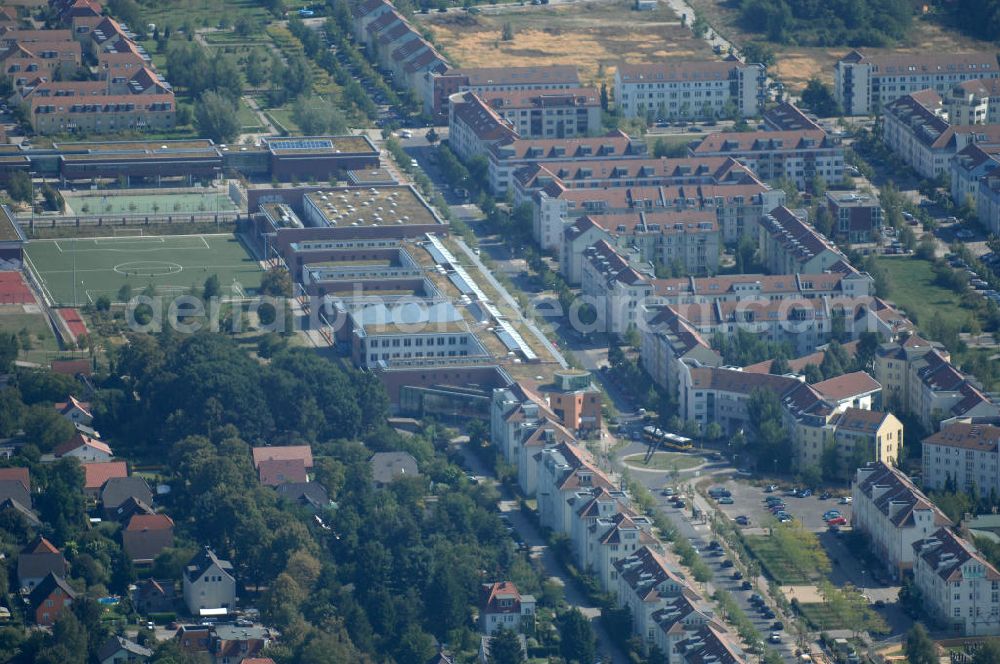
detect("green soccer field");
top-left (64, 191), bottom-right (237, 216)
top-left (24, 234), bottom-right (263, 306)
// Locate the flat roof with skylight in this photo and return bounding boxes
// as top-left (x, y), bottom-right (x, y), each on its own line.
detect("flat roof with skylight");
top-left (302, 185), bottom-right (443, 229)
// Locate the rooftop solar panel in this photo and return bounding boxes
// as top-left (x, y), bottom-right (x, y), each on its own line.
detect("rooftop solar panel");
top-left (270, 138), bottom-right (334, 150)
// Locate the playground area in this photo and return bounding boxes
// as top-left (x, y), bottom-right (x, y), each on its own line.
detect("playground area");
top-left (63, 190), bottom-right (238, 217)
top-left (24, 233), bottom-right (263, 306)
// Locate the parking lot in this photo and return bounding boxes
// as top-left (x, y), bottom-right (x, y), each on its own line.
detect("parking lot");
top-left (705, 479), bottom-right (853, 533)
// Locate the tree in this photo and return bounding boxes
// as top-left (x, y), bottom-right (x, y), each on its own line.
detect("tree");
top-left (292, 96), bottom-right (348, 136)
top-left (741, 42), bottom-right (776, 67)
top-left (22, 406), bottom-right (74, 452)
top-left (769, 356), bottom-right (791, 375)
top-left (6, 171), bottom-right (32, 204)
top-left (558, 608), bottom-right (596, 664)
top-left (705, 422), bottom-right (723, 443)
top-left (203, 274), bottom-right (220, 301)
top-left (488, 628), bottom-right (525, 664)
top-left (501, 22), bottom-right (514, 41)
top-left (260, 267), bottom-right (293, 297)
top-left (0, 332), bottom-right (16, 372)
top-left (195, 91), bottom-right (239, 143)
top-left (905, 623), bottom-right (937, 664)
top-left (800, 78), bottom-right (841, 117)
top-left (972, 639), bottom-right (1000, 664)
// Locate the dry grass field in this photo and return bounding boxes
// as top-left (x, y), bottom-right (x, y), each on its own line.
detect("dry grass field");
top-left (418, 0), bottom-right (716, 85)
top-left (686, 1), bottom-right (999, 92)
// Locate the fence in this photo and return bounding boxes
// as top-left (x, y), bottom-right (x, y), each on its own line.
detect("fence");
top-left (18, 211), bottom-right (242, 230)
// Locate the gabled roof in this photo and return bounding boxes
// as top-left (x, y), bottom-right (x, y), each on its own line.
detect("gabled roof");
top-left (126, 513), bottom-right (174, 532)
top-left (97, 635), bottom-right (153, 662)
top-left (83, 461), bottom-right (128, 491)
top-left (252, 445), bottom-right (313, 469)
top-left (481, 581), bottom-right (529, 614)
top-left (54, 432), bottom-right (112, 458)
top-left (811, 371), bottom-right (881, 402)
top-left (258, 458), bottom-right (307, 486)
top-left (275, 481), bottom-right (330, 509)
top-left (0, 498), bottom-right (40, 525)
top-left (923, 422), bottom-right (1000, 453)
top-left (613, 545), bottom-right (688, 602)
top-left (100, 476), bottom-right (152, 510)
top-left (22, 536), bottom-right (59, 555)
top-left (913, 527), bottom-right (1000, 582)
top-left (855, 462), bottom-right (951, 529)
top-left (0, 467), bottom-right (30, 491)
top-left (28, 572), bottom-right (76, 608)
top-left (55, 395), bottom-right (91, 419)
top-left (184, 548), bottom-right (233, 584)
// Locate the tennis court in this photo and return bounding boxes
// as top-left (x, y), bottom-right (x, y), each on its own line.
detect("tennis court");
top-left (64, 191), bottom-right (238, 216)
top-left (24, 233), bottom-right (263, 306)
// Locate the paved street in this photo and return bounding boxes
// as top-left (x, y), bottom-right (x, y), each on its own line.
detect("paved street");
top-left (455, 440), bottom-right (629, 664)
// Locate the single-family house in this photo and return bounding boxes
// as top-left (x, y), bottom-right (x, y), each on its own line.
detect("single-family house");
top-left (97, 635), bottom-right (152, 664)
top-left (257, 458), bottom-right (307, 486)
top-left (17, 536), bottom-right (67, 591)
top-left (479, 581), bottom-right (536, 635)
top-left (100, 476), bottom-right (153, 519)
top-left (123, 513), bottom-right (174, 564)
top-left (369, 451), bottom-right (420, 487)
top-left (83, 461), bottom-right (128, 498)
top-left (54, 396), bottom-right (93, 425)
top-left (28, 572), bottom-right (76, 626)
top-left (182, 548), bottom-right (236, 617)
top-left (55, 433), bottom-right (112, 462)
top-left (131, 578), bottom-right (175, 615)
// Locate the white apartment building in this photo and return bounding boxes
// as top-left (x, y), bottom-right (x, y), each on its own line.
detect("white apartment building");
top-left (562, 209), bottom-right (720, 283)
top-left (447, 91), bottom-right (518, 164)
top-left (579, 240), bottom-right (654, 337)
top-left (640, 306), bottom-right (722, 397)
top-left (690, 130), bottom-right (844, 189)
top-left (479, 581), bottom-right (536, 635)
top-left (570, 488), bottom-right (630, 573)
top-left (881, 91), bottom-right (1000, 179)
top-left (951, 143), bottom-right (1000, 208)
top-left (583, 511), bottom-right (656, 593)
top-left (922, 422), bottom-right (1000, 500)
top-left (614, 61), bottom-right (766, 120)
top-left (757, 206), bottom-right (846, 276)
top-left (487, 131), bottom-right (647, 195)
top-left (536, 443), bottom-right (615, 535)
top-left (946, 78), bottom-right (1000, 126)
top-left (614, 546), bottom-right (691, 654)
top-left (852, 462), bottom-right (952, 580)
top-left (650, 596), bottom-right (716, 664)
top-left (912, 527), bottom-right (1000, 636)
top-left (478, 87), bottom-right (602, 140)
top-left (979, 173), bottom-right (1000, 235)
top-left (835, 51), bottom-right (1000, 116)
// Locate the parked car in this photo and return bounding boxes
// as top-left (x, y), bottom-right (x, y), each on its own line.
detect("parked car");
top-left (735, 515), bottom-right (750, 526)
top-left (823, 510), bottom-right (842, 520)
top-left (800, 489), bottom-right (813, 497)
top-left (839, 496), bottom-right (852, 504)
top-left (741, 581), bottom-right (753, 590)
top-left (717, 496), bottom-right (735, 504)
top-left (769, 633), bottom-right (782, 644)
top-left (827, 516), bottom-right (847, 526)
top-left (721, 559), bottom-right (734, 568)
top-left (820, 491), bottom-right (832, 500)
top-left (661, 487), bottom-right (676, 496)
top-left (764, 484), bottom-right (778, 493)
top-left (771, 621), bottom-right (784, 631)
top-left (731, 571), bottom-right (743, 580)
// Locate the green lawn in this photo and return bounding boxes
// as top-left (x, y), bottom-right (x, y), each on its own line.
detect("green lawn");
top-left (25, 233), bottom-right (263, 306)
top-left (237, 99), bottom-right (263, 130)
top-left (622, 452), bottom-right (703, 471)
top-left (796, 602), bottom-right (890, 635)
top-left (743, 536), bottom-right (816, 585)
top-left (874, 256), bottom-right (969, 327)
top-left (0, 309), bottom-right (62, 361)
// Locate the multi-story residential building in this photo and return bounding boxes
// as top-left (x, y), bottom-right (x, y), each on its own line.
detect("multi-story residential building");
top-left (882, 91), bottom-right (1000, 179)
top-left (875, 335), bottom-right (999, 431)
top-left (757, 206), bottom-right (846, 275)
top-left (537, 442), bottom-right (615, 535)
top-left (946, 78), bottom-right (1000, 126)
top-left (447, 90), bottom-right (518, 163)
top-left (22, 77), bottom-right (175, 135)
top-left (614, 60), bottom-right (766, 120)
top-left (613, 545), bottom-right (691, 653)
top-left (579, 239), bottom-right (654, 337)
top-left (690, 130), bottom-right (844, 189)
top-left (640, 306), bottom-right (723, 397)
top-left (487, 131), bottom-right (648, 195)
top-left (1, 35), bottom-right (81, 83)
top-left (951, 142), bottom-right (1000, 207)
top-left (525, 157), bottom-right (753, 250)
top-left (922, 422), bottom-right (1000, 500)
top-left (571, 487), bottom-right (631, 573)
top-left (538, 177), bottom-right (780, 249)
top-left (979, 172), bottom-right (1000, 235)
top-left (651, 595), bottom-right (717, 664)
top-left (826, 191), bottom-right (883, 244)
top-left (835, 51), bottom-right (1000, 116)
top-left (668, 296), bottom-right (835, 357)
top-left (478, 87), bottom-right (601, 140)
top-left (479, 581), bottom-right (536, 635)
top-left (563, 209), bottom-right (720, 283)
top-left (674, 624), bottom-right (745, 664)
top-left (584, 510), bottom-right (657, 593)
top-left (421, 64), bottom-right (581, 121)
top-left (852, 462), bottom-right (953, 580)
top-left (911, 527), bottom-right (1000, 636)
top-left (762, 101), bottom-right (823, 132)
top-left (648, 270), bottom-right (874, 307)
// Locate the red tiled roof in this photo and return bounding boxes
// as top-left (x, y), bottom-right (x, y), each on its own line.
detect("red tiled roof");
top-left (257, 458), bottom-right (307, 486)
top-left (0, 467), bottom-right (30, 491)
top-left (126, 513), bottom-right (174, 532)
top-left (83, 461), bottom-right (127, 490)
top-left (811, 371), bottom-right (881, 402)
top-left (54, 433), bottom-right (111, 457)
top-left (252, 445), bottom-right (313, 469)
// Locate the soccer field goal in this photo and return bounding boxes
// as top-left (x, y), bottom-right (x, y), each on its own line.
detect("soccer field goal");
top-left (111, 227), bottom-right (144, 237)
